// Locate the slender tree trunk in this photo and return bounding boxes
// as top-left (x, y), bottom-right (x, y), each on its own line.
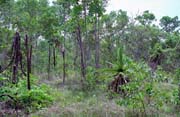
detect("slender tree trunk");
top-left (48, 44), bottom-right (51, 80)
top-left (53, 47), bottom-right (56, 67)
top-left (29, 44), bottom-right (32, 74)
top-left (61, 4), bottom-right (66, 84)
top-left (95, 15), bottom-right (100, 69)
top-left (59, 44), bottom-right (66, 84)
top-left (178, 83), bottom-right (180, 108)
top-left (62, 44), bottom-right (66, 84)
top-left (25, 34), bottom-right (31, 90)
top-left (76, 23), bottom-right (86, 82)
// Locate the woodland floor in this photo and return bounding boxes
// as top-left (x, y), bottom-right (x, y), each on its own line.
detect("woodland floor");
top-left (30, 74), bottom-right (178, 117)
top-left (0, 74), bottom-right (179, 117)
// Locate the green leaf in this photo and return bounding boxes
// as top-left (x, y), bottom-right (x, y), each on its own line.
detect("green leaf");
top-left (0, 77), bottom-right (7, 81)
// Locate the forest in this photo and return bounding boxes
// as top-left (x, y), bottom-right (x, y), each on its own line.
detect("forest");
top-left (0, 0), bottom-right (180, 116)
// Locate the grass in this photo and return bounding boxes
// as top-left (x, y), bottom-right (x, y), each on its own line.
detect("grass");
top-left (29, 73), bottom-right (180, 117)
top-left (31, 74), bottom-right (127, 117)
top-left (31, 94), bottom-right (126, 117)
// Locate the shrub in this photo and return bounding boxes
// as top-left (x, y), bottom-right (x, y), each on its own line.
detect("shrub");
top-left (0, 75), bottom-right (53, 112)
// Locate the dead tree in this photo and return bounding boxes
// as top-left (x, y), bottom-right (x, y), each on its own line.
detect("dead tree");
top-left (0, 32), bottom-right (30, 89)
top-left (11, 32), bottom-right (19, 83)
top-left (12, 32), bottom-right (23, 84)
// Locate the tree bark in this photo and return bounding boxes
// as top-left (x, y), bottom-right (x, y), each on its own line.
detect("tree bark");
top-left (178, 83), bottom-right (180, 107)
top-left (48, 43), bottom-right (51, 80)
top-left (12, 32), bottom-right (21, 84)
top-left (53, 47), bottom-right (56, 67)
top-left (62, 44), bottom-right (66, 84)
top-left (29, 44), bottom-right (32, 74)
top-left (25, 34), bottom-right (31, 90)
top-left (62, 4), bottom-right (66, 84)
top-left (76, 23), bottom-right (86, 82)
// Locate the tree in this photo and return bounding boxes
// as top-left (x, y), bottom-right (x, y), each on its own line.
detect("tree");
top-left (136, 10), bottom-right (155, 26)
top-left (160, 16), bottom-right (180, 32)
top-left (39, 5), bottom-right (58, 79)
top-left (89, 0), bottom-right (107, 69)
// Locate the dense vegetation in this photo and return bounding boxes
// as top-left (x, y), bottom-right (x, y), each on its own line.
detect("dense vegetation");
top-left (0, 0), bottom-right (180, 116)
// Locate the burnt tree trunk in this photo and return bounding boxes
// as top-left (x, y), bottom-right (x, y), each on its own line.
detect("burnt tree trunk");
top-left (1, 32), bottom-right (27, 84)
top-left (12, 32), bottom-right (21, 84)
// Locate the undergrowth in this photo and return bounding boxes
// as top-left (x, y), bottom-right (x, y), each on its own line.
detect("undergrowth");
top-left (0, 75), bottom-right (53, 114)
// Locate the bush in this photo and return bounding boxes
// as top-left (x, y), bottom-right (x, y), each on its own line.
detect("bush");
top-left (0, 75), bottom-right (53, 112)
top-left (102, 54), bottom-right (178, 113)
top-left (84, 66), bottom-right (98, 91)
top-left (116, 60), bottom-right (178, 113)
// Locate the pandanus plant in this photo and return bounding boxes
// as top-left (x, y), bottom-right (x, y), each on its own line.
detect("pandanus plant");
top-left (104, 45), bottom-right (125, 74)
top-left (102, 45), bottom-right (130, 93)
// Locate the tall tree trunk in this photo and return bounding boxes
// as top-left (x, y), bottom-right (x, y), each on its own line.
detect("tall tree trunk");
top-left (59, 44), bottom-right (66, 84)
top-left (12, 32), bottom-right (21, 84)
top-left (95, 15), bottom-right (100, 69)
top-left (62, 6), bottom-right (67, 84)
top-left (53, 47), bottom-right (56, 67)
top-left (48, 44), bottom-right (51, 80)
top-left (25, 34), bottom-right (31, 90)
top-left (29, 44), bottom-right (32, 74)
top-left (62, 41), bottom-right (66, 84)
top-left (61, 4), bottom-right (67, 84)
top-left (178, 83), bottom-right (180, 107)
top-left (76, 23), bottom-right (86, 83)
